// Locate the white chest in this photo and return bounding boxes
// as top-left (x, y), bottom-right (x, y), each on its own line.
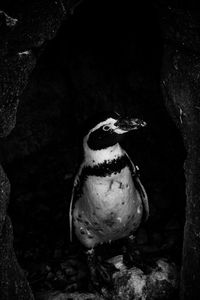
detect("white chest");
top-left (84, 167), bottom-right (134, 211)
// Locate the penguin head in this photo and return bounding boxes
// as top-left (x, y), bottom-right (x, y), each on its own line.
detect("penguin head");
top-left (84, 112), bottom-right (146, 150)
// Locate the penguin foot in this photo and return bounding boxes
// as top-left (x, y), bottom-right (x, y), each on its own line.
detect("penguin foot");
top-left (86, 249), bottom-right (117, 291)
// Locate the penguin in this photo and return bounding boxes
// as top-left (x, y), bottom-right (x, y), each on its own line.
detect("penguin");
top-left (69, 111), bottom-right (149, 285)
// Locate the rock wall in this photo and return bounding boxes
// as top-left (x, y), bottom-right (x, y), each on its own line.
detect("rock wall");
top-left (159, 6), bottom-right (200, 300)
top-left (0, 1), bottom-right (80, 299)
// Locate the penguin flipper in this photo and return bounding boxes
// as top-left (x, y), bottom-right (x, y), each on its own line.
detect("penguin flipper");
top-left (125, 152), bottom-right (149, 222)
top-left (69, 165), bottom-right (83, 242)
top-left (69, 184), bottom-right (76, 242)
top-left (134, 175), bottom-right (149, 222)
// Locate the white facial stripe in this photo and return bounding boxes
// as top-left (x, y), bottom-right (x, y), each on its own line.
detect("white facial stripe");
top-left (86, 117), bottom-right (130, 139)
top-left (90, 118), bottom-right (117, 133)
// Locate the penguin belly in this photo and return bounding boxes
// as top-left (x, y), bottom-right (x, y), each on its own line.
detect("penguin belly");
top-left (73, 167), bottom-right (143, 248)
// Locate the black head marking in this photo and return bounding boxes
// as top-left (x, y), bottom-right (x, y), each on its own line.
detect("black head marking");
top-left (83, 111), bottom-right (147, 150)
top-left (87, 127), bottom-right (123, 150)
top-left (85, 111), bottom-right (122, 150)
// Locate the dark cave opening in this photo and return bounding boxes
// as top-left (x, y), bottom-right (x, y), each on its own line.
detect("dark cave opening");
top-left (0, 0), bottom-right (186, 297)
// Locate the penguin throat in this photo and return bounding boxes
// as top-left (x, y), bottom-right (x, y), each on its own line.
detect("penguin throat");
top-left (84, 142), bottom-right (124, 166)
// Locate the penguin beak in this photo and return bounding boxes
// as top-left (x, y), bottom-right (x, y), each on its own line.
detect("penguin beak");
top-left (115, 117), bottom-right (147, 132)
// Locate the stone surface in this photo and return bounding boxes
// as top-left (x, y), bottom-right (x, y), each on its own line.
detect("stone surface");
top-left (0, 216), bottom-right (34, 300)
top-left (159, 5), bottom-right (200, 300)
top-left (32, 256), bottom-right (178, 300)
top-left (111, 257), bottom-right (178, 300)
top-left (36, 291), bottom-right (104, 300)
top-left (0, 51), bottom-right (36, 137)
top-left (0, 165), bottom-right (10, 234)
top-left (0, 1), bottom-right (67, 54)
top-left (0, 0), bottom-right (67, 137)
top-left (0, 1), bottom-right (83, 299)
top-left (36, 257), bottom-right (178, 300)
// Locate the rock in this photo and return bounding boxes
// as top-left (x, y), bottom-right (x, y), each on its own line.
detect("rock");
top-left (0, 10), bottom-right (18, 29)
top-left (159, 5), bottom-right (200, 299)
top-left (0, 216), bottom-right (34, 300)
top-left (146, 259), bottom-right (178, 300)
top-left (0, 51), bottom-right (36, 137)
top-left (0, 165), bottom-right (10, 234)
top-left (113, 267), bottom-right (146, 300)
top-left (36, 291), bottom-right (104, 300)
top-left (0, 0), bottom-right (67, 138)
top-left (0, 1), bottom-right (83, 300)
top-left (30, 255), bottom-right (178, 300)
top-left (112, 258), bottom-right (178, 300)
top-left (0, 1), bottom-right (66, 54)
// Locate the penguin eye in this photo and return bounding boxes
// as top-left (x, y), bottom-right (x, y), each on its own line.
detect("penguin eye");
top-left (103, 125), bottom-right (110, 131)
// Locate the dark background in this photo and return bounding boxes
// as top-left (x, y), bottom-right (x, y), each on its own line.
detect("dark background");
top-left (0, 0), bottom-right (186, 293)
